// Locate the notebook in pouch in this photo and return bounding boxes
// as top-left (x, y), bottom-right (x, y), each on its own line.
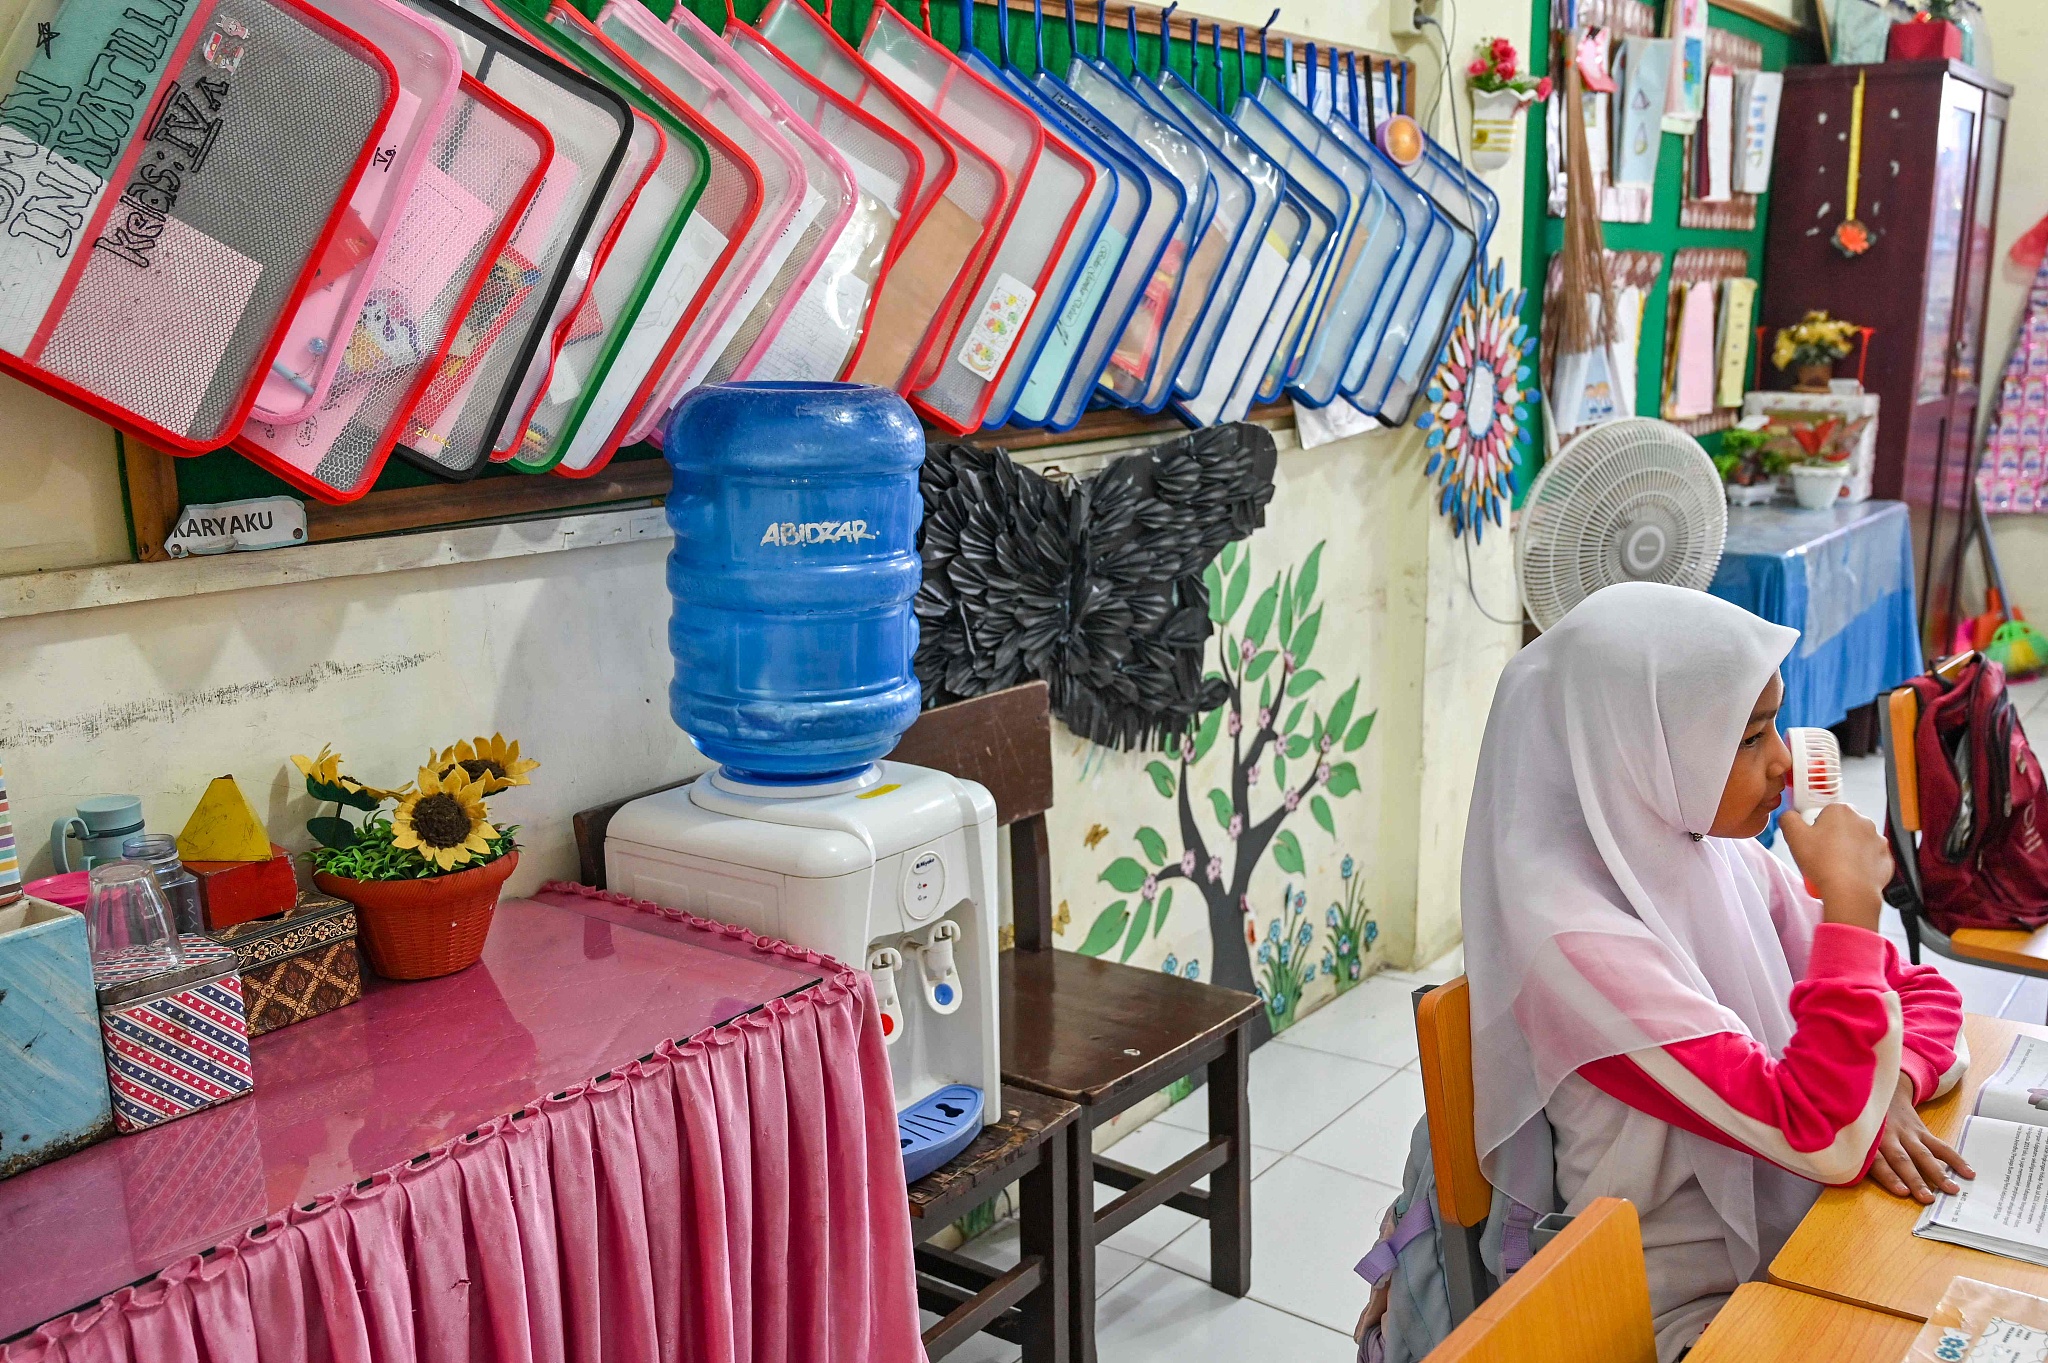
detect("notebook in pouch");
top-left (253, 0), bottom-right (460, 426)
top-left (1330, 50), bottom-right (1434, 418)
top-left (385, 0), bottom-right (631, 480)
top-left (0, 0), bottom-right (398, 452)
top-left (234, 75), bottom-right (550, 500)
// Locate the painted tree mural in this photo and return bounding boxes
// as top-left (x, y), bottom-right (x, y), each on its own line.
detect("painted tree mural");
top-left (1077, 539), bottom-right (1377, 1020)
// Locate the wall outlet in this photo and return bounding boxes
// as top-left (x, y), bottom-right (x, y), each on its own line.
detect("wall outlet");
top-left (1390, 0), bottom-right (1440, 36)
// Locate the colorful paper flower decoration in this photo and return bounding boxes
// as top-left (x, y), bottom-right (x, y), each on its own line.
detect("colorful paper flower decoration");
top-left (1417, 260), bottom-right (1535, 540)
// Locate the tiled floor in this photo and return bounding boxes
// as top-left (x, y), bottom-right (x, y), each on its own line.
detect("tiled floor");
top-left (933, 676), bottom-right (2048, 1361)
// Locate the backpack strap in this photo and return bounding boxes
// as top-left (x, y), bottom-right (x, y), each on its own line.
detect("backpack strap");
top-left (1354, 1193), bottom-right (1436, 1286)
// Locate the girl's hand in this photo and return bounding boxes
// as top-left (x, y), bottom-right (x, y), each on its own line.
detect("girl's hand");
top-left (1779, 803), bottom-right (1892, 931)
top-left (1869, 1072), bottom-right (1973, 1203)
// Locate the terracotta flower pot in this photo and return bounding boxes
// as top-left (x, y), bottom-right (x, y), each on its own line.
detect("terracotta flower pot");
top-left (315, 851), bottom-right (517, 980)
top-left (1794, 362), bottom-right (1835, 393)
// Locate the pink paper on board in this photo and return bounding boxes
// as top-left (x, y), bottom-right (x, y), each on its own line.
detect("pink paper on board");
top-left (1672, 280), bottom-right (1718, 417)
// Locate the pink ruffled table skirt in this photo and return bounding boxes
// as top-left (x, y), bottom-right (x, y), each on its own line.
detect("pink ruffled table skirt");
top-left (1, 884), bottom-right (924, 1363)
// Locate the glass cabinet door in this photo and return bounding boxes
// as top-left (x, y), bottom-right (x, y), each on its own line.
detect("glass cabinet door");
top-left (1916, 87), bottom-right (1975, 403)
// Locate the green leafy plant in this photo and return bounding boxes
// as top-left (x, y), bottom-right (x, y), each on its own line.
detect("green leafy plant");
top-left (1079, 540), bottom-right (1376, 1003)
top-left (1714, 426), bottom-right (1791, 487)
top-left (311, 817), bottom-right (520, 882)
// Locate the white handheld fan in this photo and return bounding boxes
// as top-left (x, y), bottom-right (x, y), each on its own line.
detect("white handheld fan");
top-left (1515, 417), bottom-right (1729, 632)
top-left (1786, 727), bottom-right (1845, 821)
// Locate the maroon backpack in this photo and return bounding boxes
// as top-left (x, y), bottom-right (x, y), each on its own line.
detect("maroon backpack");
top-left (1890, 656), bottom-right (2048, 936)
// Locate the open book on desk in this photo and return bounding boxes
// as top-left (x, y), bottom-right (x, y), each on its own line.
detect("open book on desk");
top-left (1917, 1035), bottom-right (2048, 1266)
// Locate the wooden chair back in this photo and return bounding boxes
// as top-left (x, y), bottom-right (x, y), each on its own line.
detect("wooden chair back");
top-left (1424, 1197), bottom-right (1655, 1363)
top-left (1415, 977), bottom-right (1491, 1229)
top-left (889, 681), bottom-right (1057, 949)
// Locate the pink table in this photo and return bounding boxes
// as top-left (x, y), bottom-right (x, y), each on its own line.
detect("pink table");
top-left (1, 885), bottom-right (925, 1363)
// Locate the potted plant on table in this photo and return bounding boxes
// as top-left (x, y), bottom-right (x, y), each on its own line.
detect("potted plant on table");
top-left (1756, 411), bottom-right (1869, 508)
top-left (1466, 38), bottom-right (1551, 172)
top-left (1772, 311), bottom-right (1861, 392)
top-left (1713, 424), bottom-right (1788, 505)
top-left (292, 737), bottom-right (538, 980)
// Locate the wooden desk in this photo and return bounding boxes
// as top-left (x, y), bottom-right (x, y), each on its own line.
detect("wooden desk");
top-left (1770, 1014), bottom-right (2048, 1319)
top-left (1689, 1284), bottom-right (1922, 1361)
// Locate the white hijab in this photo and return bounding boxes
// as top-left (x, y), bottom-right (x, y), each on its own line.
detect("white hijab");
top-left (1463, 582), bottom-right (1805, 1278)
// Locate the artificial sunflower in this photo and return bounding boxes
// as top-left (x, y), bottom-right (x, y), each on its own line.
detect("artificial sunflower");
top-left (391, 766), bottom-right (498, 871)
top-left (291, 745), bottom-right (345, 786)
top-left (432, 734), bottom-right (539, 794)
top-left (291, 745), bottom-right (414, 803)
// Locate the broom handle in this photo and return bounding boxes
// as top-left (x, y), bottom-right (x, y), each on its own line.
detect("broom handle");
top-left (1977, 484), bottom-right (2015, 622)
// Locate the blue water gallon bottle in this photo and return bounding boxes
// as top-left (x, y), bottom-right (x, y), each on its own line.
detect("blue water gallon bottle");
top-left (664, 382), bottom-right (926, 782)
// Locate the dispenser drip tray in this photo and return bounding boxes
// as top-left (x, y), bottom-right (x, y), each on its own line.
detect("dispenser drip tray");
top-left (899, 1084), bottom-right (985, 1182)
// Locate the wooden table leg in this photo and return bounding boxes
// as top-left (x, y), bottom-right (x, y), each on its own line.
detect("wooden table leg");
top-left (1019, 1113), bottom-right (1070, 1363)
top-left (1208, 1022), bottom-right (1253, 1297)
top-left (1068, 1110), bottom-right (1098, 1363)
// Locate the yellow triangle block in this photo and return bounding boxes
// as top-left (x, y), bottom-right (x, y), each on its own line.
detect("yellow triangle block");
top-left (176, 776), bottom-right (272, 863)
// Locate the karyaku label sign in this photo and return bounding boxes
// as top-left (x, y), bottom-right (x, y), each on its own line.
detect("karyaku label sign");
top-left (165, 496), bottom-right (305, 557)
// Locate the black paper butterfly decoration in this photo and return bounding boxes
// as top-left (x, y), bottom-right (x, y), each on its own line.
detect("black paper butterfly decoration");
top-left (915, 423), bottom-right (1279, 751)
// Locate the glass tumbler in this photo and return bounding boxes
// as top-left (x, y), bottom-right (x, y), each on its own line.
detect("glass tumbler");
top-left (121, 834), bottom-right (203, 935)
top-left (85, 861), bottom-right (183, 971)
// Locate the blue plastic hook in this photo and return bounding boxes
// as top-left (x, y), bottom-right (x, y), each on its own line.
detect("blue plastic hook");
top-left (1306, 41), bottom-right (1316, 109)
top-left (992, 0), bottom-right (1011, 67)
top-left (1125, 5), bottom-right (1139, 73)
top-left (1033, 0), bottom-right (1045, 72)
top-left (1159, 2), bottom-right (1177, 76)
top-left (1210, 18), bottom-right (1223, 111)
top-left (958, 0), bottom-right (975, 52)
top-left (1254, 9), bottom-right (1279, 93)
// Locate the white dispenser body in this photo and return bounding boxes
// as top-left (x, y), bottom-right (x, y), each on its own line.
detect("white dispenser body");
top-left (603, 761), bottom-right (1001, 1112)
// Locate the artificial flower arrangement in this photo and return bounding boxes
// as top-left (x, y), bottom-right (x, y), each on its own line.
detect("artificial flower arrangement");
top-left (293, 737), bottom-right (537, 876)
top-left (1712, 424), bottom-right (1788, 488)
top-left (1771, 311), bottom-right (1862, 388)
top-left (1467, 38), bottom-right (1552, 102)
top-left (292, 738), bottom-right (539, 979)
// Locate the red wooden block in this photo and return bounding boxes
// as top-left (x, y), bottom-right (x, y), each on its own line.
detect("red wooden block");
top-left (187, 846), bottom-right (299, 930)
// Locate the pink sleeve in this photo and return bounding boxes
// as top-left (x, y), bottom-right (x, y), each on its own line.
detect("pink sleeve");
top-left (1884, 937), bottom-right (1964, 1103)
top-left (1576, 924), bottom-right (1903, 1186)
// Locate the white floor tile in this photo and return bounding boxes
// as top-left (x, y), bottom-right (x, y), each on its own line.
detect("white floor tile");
top-left (1095, 1244), bottom-right (1148, 1298)
top-left (1095, 1118), bottom-right (1283, 1260)
top-left (1271, 974), bottom-right (1425, 1069)
top-left (1296, 1069), bottom-right (1428, 1187)
top-left (1155, 1155), bottom-right (1397, 1335)
top-left (1093, 1261), bottom-right (1356, 1361)
top-left (1380, 943), bottom-right (1465, 985)
top-left (1154, 1037), bottom-right (1399, 1152)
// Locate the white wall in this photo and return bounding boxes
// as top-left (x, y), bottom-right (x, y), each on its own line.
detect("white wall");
top-left (0, 0), bottom-right (1528, 972)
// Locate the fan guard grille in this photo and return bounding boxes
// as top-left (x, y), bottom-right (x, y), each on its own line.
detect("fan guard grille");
top-left (1515, 418), bottom-right (1729, 632)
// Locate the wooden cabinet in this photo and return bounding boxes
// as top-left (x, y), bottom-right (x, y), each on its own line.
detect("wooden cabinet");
top-left (1760, 60), bottom-right (2009, 644)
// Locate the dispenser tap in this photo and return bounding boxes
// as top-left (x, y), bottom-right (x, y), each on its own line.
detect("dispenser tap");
top-left (868, 947), bottom-right (906, 1044)
top-left (917, 921), bottom-right (963, 1015)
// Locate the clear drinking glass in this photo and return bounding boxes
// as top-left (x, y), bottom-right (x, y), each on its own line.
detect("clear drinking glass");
top-left (120, 834), bottom-right (203, 935)
top-left (85, 861), bottom-right (183, 970)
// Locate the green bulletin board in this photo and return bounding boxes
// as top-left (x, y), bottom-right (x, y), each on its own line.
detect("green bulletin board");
top-left (1511, 1), bottom-right (1821, 503)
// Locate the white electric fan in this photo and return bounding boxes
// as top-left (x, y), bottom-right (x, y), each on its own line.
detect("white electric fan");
top-left (1515, 417), bottom-right (1730, 632)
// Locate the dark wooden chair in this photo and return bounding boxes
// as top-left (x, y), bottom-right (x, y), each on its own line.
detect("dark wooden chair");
top-left (893, 683), bottom-right (1260, 1363)
top-left (571, 682), bottom-right (1260, 1363)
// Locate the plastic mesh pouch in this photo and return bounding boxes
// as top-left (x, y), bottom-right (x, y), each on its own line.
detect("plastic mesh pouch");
top-left (641, 6), bottom-right (880, 388)
top-left (1231, 97), bottom-right (1345, 402)
top-left (1031, 71), bottom-right (1180, 420)
top-left (1327, 114), bottom-right (1432, 412)
top-left (494, 3), bottom-right (735, 475)
top-left (387, 0), bottom-right (632, 479)
top-left (707, 20), bottom-right (919, 389)
top-left (587, 14), bottom-right (796, 448)
top-left (958, 17), bottom-right (1102, 429)
top-left (1065, 56), bottom-right (1210, 411)
top-left (1177, 155), bottom-right (1304, 428)
top-left (255, 0), bottom-right (458, 425)
top-left (1153, 72), bottom-right (1283, 420)
top-left (0, 0), bottom-right (398, 452)
top-left (755, 0), bottom-right (996, 403)
top-left (1132, 73), bottom-right (1250, 402)
top-left (235, 76), bottom-right (548, 500)
top-left (1254, 78), bottom-right (1397, 407)
top-left (610, 8), bottom-right (857, 391)
top-left (1247, 172), bottom-right (1335, 405)
top-left (1212, 195), bottom-right (1312, 425)
top-left (1009, 67), bottom-right (1146, 431)
top-left (860, 6), bottom-right (1071, 434)
top-left (1378, 138), bottom-right (1490, 423)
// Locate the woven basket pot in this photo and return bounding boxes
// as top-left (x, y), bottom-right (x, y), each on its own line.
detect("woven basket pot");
top-left (315, 851), bottom-right (517, 981)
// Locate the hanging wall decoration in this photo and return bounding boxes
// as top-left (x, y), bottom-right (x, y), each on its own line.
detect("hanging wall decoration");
top-left (1417, 260), bottom-right (1534, 539)
top-left (915, 423), bottom-right (1278, 751)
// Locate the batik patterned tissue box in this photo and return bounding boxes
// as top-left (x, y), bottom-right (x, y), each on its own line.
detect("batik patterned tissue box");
top-left (94, 936), bottom-right (253, 1134)
top-left (212, 892), bottom-right (361, 1036)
